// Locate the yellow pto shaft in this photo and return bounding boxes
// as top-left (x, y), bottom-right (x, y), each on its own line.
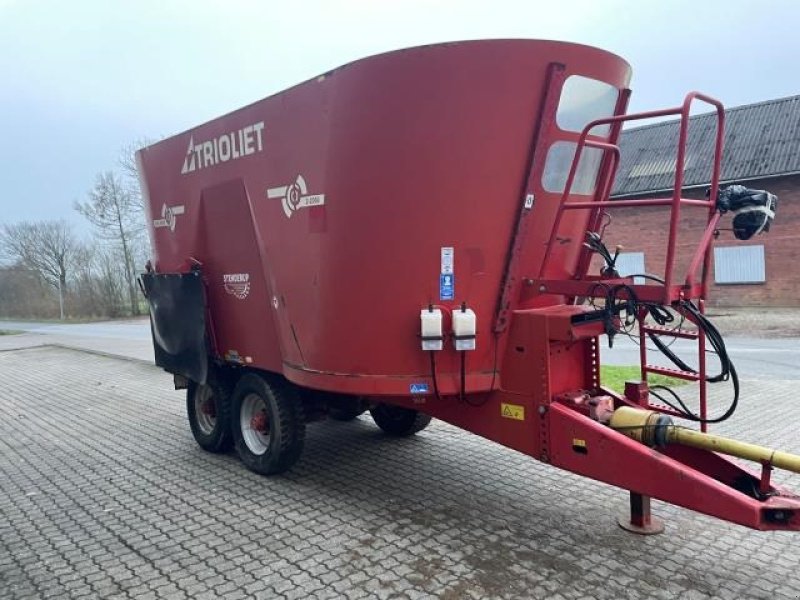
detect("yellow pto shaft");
top-left (609, 406), bottom-right (800, 475)
top-left (667, 427), bottom-right (800, 474)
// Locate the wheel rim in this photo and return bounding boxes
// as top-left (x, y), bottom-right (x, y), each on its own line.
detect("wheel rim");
top-left (194, 384), bottom-right (217, 435)
top-left (241, 393), bottom-right (270, 456)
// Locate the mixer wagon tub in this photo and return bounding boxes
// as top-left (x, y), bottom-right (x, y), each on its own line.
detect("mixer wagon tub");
top-left (138, 39), bottom-right (798, 533)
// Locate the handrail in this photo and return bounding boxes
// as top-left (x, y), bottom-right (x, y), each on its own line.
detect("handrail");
top-left (562, 198), bottom-right (712, 210)
top-left (532, 93), bottom-right (725, 435)
top-left (537, 91), bottom-right (725, 300)
top-left (575, 88), bottom-right (631, 278)
top-left (682, 93), bottom-right (725, 290)
top-left (537, 138), bottom-right (620, 278)
top-left (666, 92), bottom-right (725, 290)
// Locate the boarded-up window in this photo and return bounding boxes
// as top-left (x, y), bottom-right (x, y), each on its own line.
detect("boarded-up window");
top-left (714, 245), bottom-right (765, 284)
top-left (615, 252), bottom-right (645, 284)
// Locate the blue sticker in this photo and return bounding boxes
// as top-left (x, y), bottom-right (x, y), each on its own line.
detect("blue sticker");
top-left (439, 273), bottom-right (455, 300)
top-left (410, 383), bottom-right (430, 395)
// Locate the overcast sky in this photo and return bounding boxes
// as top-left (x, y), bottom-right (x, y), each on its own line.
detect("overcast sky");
top-left (2, 0), bottom-right (799, 231)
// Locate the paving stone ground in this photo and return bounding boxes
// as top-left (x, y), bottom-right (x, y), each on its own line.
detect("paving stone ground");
top-left (1, 345), bottom-right (800, 599)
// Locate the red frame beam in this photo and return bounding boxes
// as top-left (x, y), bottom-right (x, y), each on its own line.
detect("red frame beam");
top-left (547, 401), bottom-right (800, 531)
top-left (495, 62), bottom-right (567, 333)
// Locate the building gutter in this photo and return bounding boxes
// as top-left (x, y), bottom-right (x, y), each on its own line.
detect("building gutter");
top-left (611, 170), bottom-right (800, 199)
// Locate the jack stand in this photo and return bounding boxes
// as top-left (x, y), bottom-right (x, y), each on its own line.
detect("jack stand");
top-left (618, 492), bottom-right (664, 535)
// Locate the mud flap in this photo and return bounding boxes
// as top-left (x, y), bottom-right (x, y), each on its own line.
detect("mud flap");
top-left (140, 271), bottom-right (208, 384)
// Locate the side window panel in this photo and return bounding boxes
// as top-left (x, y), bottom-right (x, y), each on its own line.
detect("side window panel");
top-left (541, 142), bottom-right (604, 195)
top-left (556, 75), bottom-right (619, 137)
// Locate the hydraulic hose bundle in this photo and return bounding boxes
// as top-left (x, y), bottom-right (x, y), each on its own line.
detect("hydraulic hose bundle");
top-left (584, 228), bottom-right (742, 424)
top-left (595, 282), bottom-right (739, 424)
top-left (649, 299), bottom-right (739, 424)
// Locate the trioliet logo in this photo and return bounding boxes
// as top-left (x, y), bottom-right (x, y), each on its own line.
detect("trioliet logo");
top-left (267, 174), bottom-right (325, 218)
top-left (153, 203), bottom-right (185, 232)
top-left (223, 273), bottom-right (251, 300)
top-left (181, 121), bottom-right (265, 174)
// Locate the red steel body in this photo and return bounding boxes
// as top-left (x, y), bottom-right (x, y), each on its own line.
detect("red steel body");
top-left (138, 40), bottom-right (800, 532)
top-left (138, 40), bottom-right (631, 394)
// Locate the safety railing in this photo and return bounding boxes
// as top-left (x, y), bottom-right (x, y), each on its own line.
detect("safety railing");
top-left (532, 92), bottom-right (726, 430)
top-left (537, 92), bottom-right (725, 302)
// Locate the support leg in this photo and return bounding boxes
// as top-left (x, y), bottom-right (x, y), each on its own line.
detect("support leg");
top-left (617, 492), bottom-right (665, 535)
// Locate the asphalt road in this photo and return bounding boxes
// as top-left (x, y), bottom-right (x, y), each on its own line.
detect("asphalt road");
top-left (0, 318), bottom-right (154, 362)
top-left (0, 318), bottom-right (151, 340)
top-left (603, 335), bottom-right (800, 380)
top-left (3, 318), bottom-right (798, 380)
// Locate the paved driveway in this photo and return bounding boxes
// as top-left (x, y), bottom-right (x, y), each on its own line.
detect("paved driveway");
top-left (2, 345), bottom-right (800, 599)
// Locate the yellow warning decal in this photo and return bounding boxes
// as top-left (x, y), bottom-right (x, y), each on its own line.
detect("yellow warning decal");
top-left (501, 403), bottom-right (525, 421)
top-left (572, 438), bottom-right (587, 448)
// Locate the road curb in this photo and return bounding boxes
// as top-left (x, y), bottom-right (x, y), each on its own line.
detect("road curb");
top-left (1, 342), bottom-right (155, 367)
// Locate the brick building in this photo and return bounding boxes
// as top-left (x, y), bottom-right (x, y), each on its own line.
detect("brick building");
top-left (605, 95), bottom-right (800, 307)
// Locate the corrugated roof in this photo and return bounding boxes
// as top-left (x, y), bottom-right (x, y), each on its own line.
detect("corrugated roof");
top-left (611, 94), bottom-right (800, 196)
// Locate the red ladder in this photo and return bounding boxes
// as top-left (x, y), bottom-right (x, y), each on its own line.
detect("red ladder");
top-left (534, 92), bottom-right (726, 431)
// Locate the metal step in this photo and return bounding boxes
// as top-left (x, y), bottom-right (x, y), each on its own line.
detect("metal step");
top-left (645, 364), bottom-right (700, 382)
top-left (642, 324), bottom-right (699, 340)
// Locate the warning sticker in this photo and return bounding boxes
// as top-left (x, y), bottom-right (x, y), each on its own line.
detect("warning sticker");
top-left (441, 247), bottom-right (454, 274)
top-left (501, 403), bottom-right (525, 421)
top-left (439, 273), bottom-right (454, 301)
top-left (410, 383), bottom-right (430, 395)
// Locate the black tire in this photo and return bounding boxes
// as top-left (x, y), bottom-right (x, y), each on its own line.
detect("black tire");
top-left (370, 404), bottom-right (432, 436)
top-left (187, 380), bottom-right (232, 453)
top-left (328, 395), bottom-right (368, 422)
top-left (231, 373), bottom-right (305, 475)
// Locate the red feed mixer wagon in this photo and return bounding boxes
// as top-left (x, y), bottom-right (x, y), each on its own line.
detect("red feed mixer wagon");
top-left (137, 39), bottom-right (795, 534)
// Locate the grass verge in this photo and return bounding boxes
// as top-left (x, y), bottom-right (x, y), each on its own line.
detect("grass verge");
top-left (600, 365), bottom-right (687, 394)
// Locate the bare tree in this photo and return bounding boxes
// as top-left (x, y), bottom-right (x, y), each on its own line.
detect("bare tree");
top-left (94, 248), bottom-right (127, 317)
top-left (119, 137), bottom-right (156, 211)
top-left (69, 243), bottom-right (102, 317)
top-left (0, 220), bottom-right (78, 319)
top-left (75, 172), bottom-right (144, 316)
